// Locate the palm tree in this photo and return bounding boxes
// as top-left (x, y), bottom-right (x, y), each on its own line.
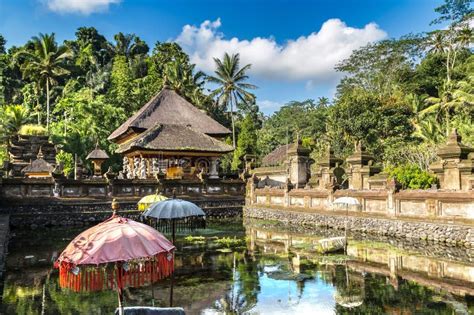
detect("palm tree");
top-left (16, 33), bottom-right (72, 130)
top-left (208, 53), bottom-right (257, 148)
top-left (110, 32), bottom-right (148, 58)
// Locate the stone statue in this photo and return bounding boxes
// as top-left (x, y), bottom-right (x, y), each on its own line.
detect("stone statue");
top-left (53, 183), bottom-right (61, 197)
top-left (117, 171), bottom-right (125, 180)
top-left (139, 158), bottom-right (147, 179)
top-left (122, 157), bottom-right (129, 178)
top-left (152, 158), bottom-right (159, 175)
top-left (133, 157), bottom-right (140, 178)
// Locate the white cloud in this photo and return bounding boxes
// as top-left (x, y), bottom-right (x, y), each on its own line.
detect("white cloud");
top-left (258, 99), bottom-right (283, 113)
top-left (42, 0), bottom-right (121, 15)
top-left (176, 18), bottom-right (387, 84)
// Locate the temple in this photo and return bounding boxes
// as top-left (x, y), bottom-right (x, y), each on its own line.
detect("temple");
top-left (108, 86), bottom-right (233, 179)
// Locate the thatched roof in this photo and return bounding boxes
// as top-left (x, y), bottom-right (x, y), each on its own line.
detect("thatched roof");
top-left (22, 149), bottom-right (54, 174)
top-left (86, 145), bottom-right (109, 160)
top-left (261, 144), bottom-right (291, 166)
top-left (108, 87), bottom-right (230, 142)
top-left (116, 124), bottom-right (234, 154)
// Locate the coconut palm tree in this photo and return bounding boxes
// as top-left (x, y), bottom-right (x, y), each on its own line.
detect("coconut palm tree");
top-left (110, 32), bottom-right (149, 59)
top-left (208, 53), bottom-right (257, 148)
top-left (15, 33), bottom-right (72, 131)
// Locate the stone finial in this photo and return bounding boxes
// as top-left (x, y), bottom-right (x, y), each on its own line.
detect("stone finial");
top-left (447, 128), bottom-right (461, 145)
top-left (296, 131), bottom-right (301, 145)
top-left (37, 147), bottom-right (44, 160)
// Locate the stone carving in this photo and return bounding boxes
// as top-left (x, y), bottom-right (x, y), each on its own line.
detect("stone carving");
top-left (122, 157), bottom-right (129, 178)
top-left (152, 158), bottom-right (160, 175)
top-left (139, 158), bottom-right (147, 179)
top-left (53, 183), bottom-right (61, 197)
top-left (133, 157), bottom-right (140, 179)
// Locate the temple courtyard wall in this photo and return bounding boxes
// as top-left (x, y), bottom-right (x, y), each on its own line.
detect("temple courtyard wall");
top-left (244, 188), bottom-right (474, 247)
top-left (0, 178), bottom-right (245, 227)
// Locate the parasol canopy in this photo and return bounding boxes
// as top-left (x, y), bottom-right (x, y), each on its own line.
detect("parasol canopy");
top-left (54, 215), bottom-right (175, 292)
top-left (142, 199), bottom-right (205, 220)
top-left (142, 198), bottom-right (206, 242)
top-left (138, 194), bottom-right (168, 211)
top-left (333, 197), bottom-right (360, 206)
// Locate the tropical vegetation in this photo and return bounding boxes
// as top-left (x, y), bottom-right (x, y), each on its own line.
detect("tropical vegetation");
top-left (0, 0), bottom-right (472, 187)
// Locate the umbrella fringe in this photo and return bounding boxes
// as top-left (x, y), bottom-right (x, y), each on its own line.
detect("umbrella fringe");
top-left (56, 252), bottom-right (174, 292)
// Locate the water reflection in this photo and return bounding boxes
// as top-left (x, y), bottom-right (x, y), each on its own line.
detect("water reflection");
top-left (2, 220), bottom-right (473, 314)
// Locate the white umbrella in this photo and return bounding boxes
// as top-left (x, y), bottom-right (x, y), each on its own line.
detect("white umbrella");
top-left (333, 197), bottom-right (359, 255)
top-left (333, 196), bottom-right (360, 206)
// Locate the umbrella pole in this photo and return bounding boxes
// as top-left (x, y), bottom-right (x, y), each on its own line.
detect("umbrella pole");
top-left (172, 219), bottom-right (176, 244)
top-left (151, 258), bottom-right (155, 307)
top-left (344, 204), bottom-right (348, 255)
top-left (116, 263), bottom-right (124, 315)
top-left (170, 219), bottom-right (176, 307)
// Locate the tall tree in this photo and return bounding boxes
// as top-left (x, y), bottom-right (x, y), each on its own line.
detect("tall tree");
top-left (208, 53), bottom-right (257, 148)
top-left (15, 33), bottom-right (72, 130)
top-left (110, 32), bottom-right (149, 59)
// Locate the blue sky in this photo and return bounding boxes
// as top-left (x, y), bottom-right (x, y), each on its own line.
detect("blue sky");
top-left (0, 0), bottom-right (444, 114)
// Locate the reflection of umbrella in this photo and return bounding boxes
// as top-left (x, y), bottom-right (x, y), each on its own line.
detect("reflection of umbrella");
top-left (142, 198), bottom-right (206, 243)
top-left (333, 197), bottom-right (360, 254)
top-left (142, 198), bottom-right (206, 308)
top-left (334, 264), bottom-right (364, 309)
top-left (137, 193), bottom-right (168, 211)
top-left (54, 215), bottom-right (175, 313)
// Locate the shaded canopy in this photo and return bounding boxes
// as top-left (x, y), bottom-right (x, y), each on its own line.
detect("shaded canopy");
top-left (56, 215), bottom-right (175, 265)
top-left (138, 194), bottom-right (168, 211)
top-left (142, 199), bottom-right (206, 220)
top-left (333, 197), bottom-right (360, 206)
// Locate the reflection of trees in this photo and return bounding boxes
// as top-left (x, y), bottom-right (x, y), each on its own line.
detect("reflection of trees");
top-left (2, 272), bottom-right (117, 314)
top-left (213, 250), bottom-right (262, 314)
top-left (335, 273), bottom-right (454, 314)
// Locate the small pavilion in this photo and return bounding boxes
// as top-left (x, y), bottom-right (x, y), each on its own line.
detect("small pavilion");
top-left (86, 143), bottom-right (109, 177)
top-left (21, 148), bottom-right (55, 178)
top-left (108, 86), bottom-right (233, 179)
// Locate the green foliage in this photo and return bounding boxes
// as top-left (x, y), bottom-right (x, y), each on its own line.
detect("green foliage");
top-left (327, 90), bottom-right (413, 158)
top-left (18, 124), bottom-right (47, 135)
top-left (214, 236), bottom-right (246, 248)
top-left (56, 150), bottom-right (74, 177)
top-left (0, 104), bottom-right (32, 139)
top-left (232, 114), bottom-right (258, 170)
top-left (257, 99), bottom-right (328, 157)
top-left (385, 164), bottom-right (438, 189)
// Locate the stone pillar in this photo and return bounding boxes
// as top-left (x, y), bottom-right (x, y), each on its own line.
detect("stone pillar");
top-left (287, 137), bottom-right (311, 188)
top-left (209, 157), bottom-right (219, 179)
top-left (430, 129), bottom-right (474, 191)
top-left (345, 141), bottom-right (381, 190)
top-left (309, 144), bottom-right (344, 189)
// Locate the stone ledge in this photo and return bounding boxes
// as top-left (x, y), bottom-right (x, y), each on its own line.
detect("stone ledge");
top-left (244, 206), bottom-right (474, 248)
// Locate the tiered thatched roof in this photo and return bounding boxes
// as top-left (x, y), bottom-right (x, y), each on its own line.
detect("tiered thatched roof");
top-left (108, 87), bottom-right (230, 143)
top-left (116, 124), bottom-right (233, 155)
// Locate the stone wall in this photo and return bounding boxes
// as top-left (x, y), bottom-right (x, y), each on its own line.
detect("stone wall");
top-left (244, 206), bottom-right (474, 247)
top-left (0, 177), bottom-right (245, 200)
top-left (249, 187), bottom-right (474, 225)
top-left (1, 196), bottom-right (244, 228)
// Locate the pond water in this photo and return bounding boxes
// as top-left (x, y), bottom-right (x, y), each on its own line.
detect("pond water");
top-left (1, 218), bottom-right (473, 314)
